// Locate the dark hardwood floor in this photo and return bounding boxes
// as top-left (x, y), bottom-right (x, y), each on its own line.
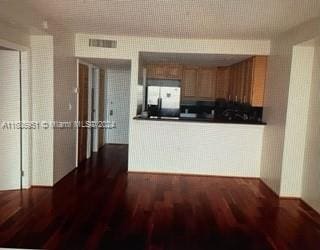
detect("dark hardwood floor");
top-left (1, 144), bottom-right (320, 250)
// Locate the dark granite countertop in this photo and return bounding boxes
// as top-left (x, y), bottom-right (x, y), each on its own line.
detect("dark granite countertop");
top-left (133, 116), bottom-right (267, 125)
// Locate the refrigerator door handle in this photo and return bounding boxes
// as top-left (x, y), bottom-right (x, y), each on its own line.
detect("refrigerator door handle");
top-left (157, 97), bottom-right (162, 112)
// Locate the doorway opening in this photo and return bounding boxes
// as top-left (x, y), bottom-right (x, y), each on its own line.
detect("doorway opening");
top-left (76, 58), bottom-right (131, 167)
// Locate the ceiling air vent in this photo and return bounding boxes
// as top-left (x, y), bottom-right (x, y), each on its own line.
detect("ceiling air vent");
top-left (89, 39), bottom-right (117, 48)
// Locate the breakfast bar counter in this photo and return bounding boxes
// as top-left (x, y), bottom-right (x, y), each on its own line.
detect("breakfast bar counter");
top-left (133, 116), bottom-right (266, 125)
top-left (128, 118), bottom-right (265, 178)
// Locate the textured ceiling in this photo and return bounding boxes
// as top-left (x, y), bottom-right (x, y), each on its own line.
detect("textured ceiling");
top-left (1, 0), bottom-right (319, 39)
top-left (25, 0), bottom-right (320, 39)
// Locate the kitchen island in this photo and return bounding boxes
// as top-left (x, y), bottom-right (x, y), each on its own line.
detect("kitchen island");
top-left (128, 117), bottom-right (265, 177)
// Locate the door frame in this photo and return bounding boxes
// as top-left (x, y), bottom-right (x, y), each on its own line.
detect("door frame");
top-left (76, 59), bottom-right (96, 167)
top-left (91, 67), bottom-right (100, 153)
top-left (0, 38), bottom-right (31, 189)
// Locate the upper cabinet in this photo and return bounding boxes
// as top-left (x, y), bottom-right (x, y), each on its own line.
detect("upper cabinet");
top-left (228, 56), bottom-right (267, 107)
top-left (145, 56), bottom-right (267, 106)
top-left (197, 68), bottom-right (217, 99)
top-left (147, 64), bottom-right (183, 80)
top-left (216, 67), bottom-right (230, 100)
top-left (167, 64), bottom-right (183, 79)
top-left (181, 67), bottom-right (217, 100)
top-left (243, 59), bottom-right (253, 104)
top-left (250, 56), bottom-right (267, 107)
top-left (182, 68), bottom-right (197, 98)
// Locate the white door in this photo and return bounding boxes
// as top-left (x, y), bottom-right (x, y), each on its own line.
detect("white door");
top-left (0, 50), bottom-right (21, 190)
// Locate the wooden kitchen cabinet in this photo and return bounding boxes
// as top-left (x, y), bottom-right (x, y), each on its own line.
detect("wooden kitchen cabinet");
top-left (147, 64), bottom-right (166, 79)
top-left (216, 67), bottom-right (230, 100)
top-left (197, 68), bottom-right (217, 99)
top-left (226, 56), bottom-right (267, 106)
top-left (166, 64), bottom-right (183, 79)
top-left (239, 62), bottom-right (246, 102)
top-left (250, 56), bottom-right (267, 107)
top-left (181, 68), bottom-right (198, 98)
top-left (146, 64), bottom-right (183, 80)
top-left (230, 58), bottom-right (252, 104)
top-left (182, 67), bottom-right (217, 100)
top-left (228, 64), bottom-right (236, 101)
top-left (234, 63), bottom-right (242, 102)
top-left (145, 56), bottom-right (267, 106)
top-left (243, 58), bottom-right (253, 104)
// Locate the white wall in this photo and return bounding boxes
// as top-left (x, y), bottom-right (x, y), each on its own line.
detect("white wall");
top-left (280, 45), bottom-right (315, 197)
top-left (301, 38), bottom-right (320, 213)
top-left (30, 35), bottom-right (54, 186)
top-left (52, 30), bottom-right (78, 184)
top-left (105, 65), bottom-right (131, 144)
top-left (75, 34), bottom-right (270, 60)
top-left (31, 31), bottom-right (78, 186)
top-left (130, 121), bottom-right (264, 177)
top-left (260, 17), bottom-right (320, 195)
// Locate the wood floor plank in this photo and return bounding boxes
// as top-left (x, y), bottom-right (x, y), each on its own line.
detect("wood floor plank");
top-left (0, 144), bottom-right (320, 250)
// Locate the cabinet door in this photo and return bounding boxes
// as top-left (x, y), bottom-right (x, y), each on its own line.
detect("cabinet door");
top-left (147, 64), bottom-right (167, 79)
top-left (166, 65), bottom-right (183, 80)
top-left (228, 66), bottom-right (235, 101)
top-left (244, 58), bottom-right (253, 104)
top-left (235, 63), bottom-right (242, 102)
top-left (216, 67), bottom-right (230, 100)
top-left (182, 68), bottom-right (197, 98)
top-left (229, 64), bottom-right (238, 101)
top-left (251, 56), bottom-right (267, 107)
top-left (198, 68), bottom-right (214, 99)
top-left (154, 65), bottom-right (167, 78)
top-left (211, 68), bottom-right (217, 100)
top-left (239, 61), bottom-right (246, 103)
top-left (146, 65), bottom-right (155, 79)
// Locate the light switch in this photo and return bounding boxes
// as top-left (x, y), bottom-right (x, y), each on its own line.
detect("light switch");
top-left (68, 103), bottom-right (72, 111)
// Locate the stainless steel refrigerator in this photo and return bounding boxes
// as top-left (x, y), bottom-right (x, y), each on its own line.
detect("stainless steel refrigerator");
top-left (147, 80), bottom-right (181, 117)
